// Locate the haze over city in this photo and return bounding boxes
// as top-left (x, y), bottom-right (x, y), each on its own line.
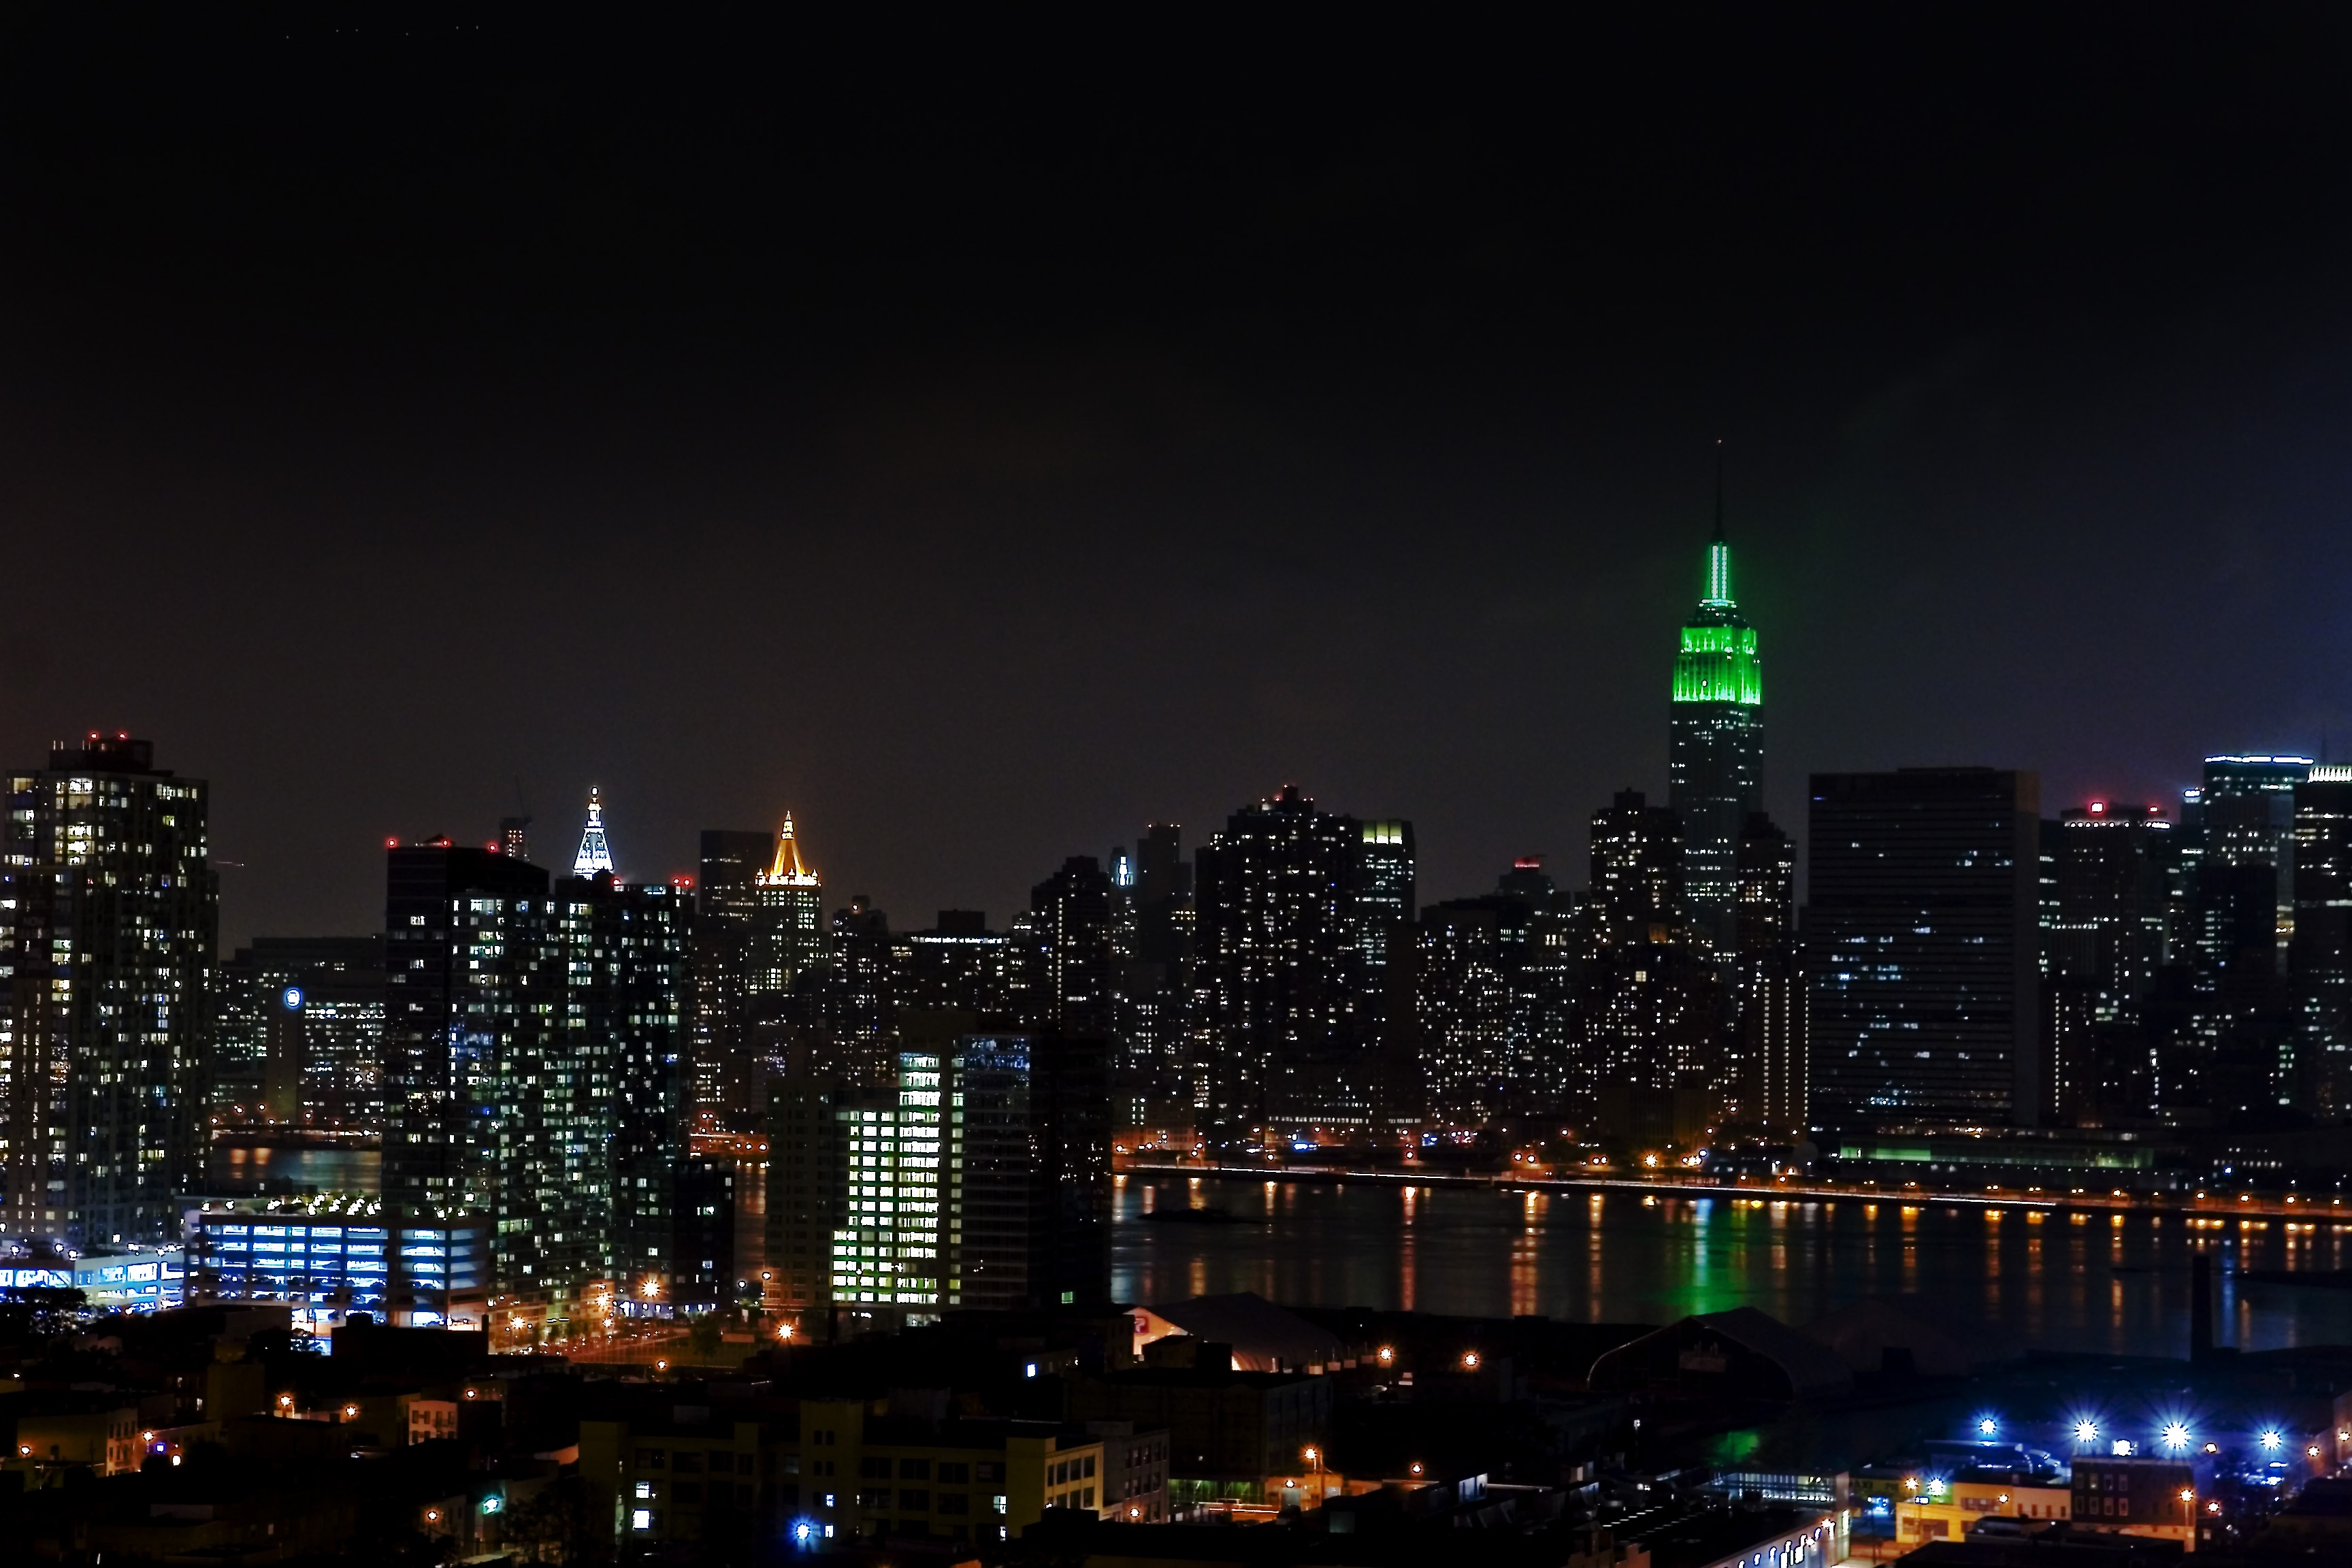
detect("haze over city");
top-left (5, 12), bottom-right (2352, 946)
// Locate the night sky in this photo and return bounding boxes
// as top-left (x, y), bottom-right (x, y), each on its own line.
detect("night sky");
top-left (5, 10), bottom-right (2351, 949)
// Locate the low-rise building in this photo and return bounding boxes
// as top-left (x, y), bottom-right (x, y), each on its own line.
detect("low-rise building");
top-left (1067, 1365), bottom-right (1329, 1511)
top-left (2070, 1454), bottom-right (2200, 1551)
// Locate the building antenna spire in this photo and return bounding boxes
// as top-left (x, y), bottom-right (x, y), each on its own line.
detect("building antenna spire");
top-left (1712, 439), bottom-right (1725, 543)
top-left (572, 785), bottom-right (615, 877)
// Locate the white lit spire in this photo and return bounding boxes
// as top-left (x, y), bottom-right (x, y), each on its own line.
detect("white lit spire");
top-left (572, 786), bottom-right (615, 877)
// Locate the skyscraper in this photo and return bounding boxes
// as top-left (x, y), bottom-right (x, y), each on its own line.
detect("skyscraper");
top-left (1113, 823), bottom-right (1192, 1126)
top-left (0, 734), bottom-right (216, 1248)
top-left (894, 911), bottom-right (1017, 1016)
top-left (561, 872), bottom-right (693, 1314)
top-left (382, 840), bottom-right (545, 1323)
top-left (214, 936), bottom-right (387, 1128)
top-left (821, 896), bottom-right (896, 1085)
top-left (1025, 856), bottom-right (1114, 1040)
top-left (1668, 497), bottom-right (1763, 960)
top-left (691, 828), bottom-right (775, 1130)
top-left (817, 1034), bottom-right (1111, 1330)
top-left (2178, 757), bottom-right (2308, 1117)
top-left (1188, 786), bottom-right (1412, 1142)
top-left (1414, 898), bottom-right (1522, 1125)
top-left (1807, 768), bottom-right (2042, 1130)
top-left (1733, 814), bottom-right (1804, 1135)
top-left (2291, 766), bottom-right (2352, 1117)
top-left (2046, 802), bottom-right (2172, 1120)
top-left (1579, 790), bottom-right (1721, 1119)
top-left (572, 785), bottom-right (617, 877)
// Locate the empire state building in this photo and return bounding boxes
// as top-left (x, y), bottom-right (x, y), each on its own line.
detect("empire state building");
top-left (1668, 511), bottom-right (1763, 955)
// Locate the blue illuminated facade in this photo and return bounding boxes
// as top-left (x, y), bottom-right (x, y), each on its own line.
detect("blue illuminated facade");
top-left (184, 1196), bottom-right (489, 1328)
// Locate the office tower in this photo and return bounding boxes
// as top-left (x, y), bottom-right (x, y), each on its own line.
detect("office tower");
top-left (382, 839), bottom-right (548, 1324)
top-left (2187, 755), bottom-right (2308, 1115)
top-left (560, 872), bottom-right (691, 1315)
top-left (1668, 506), bottom-right (1763, 960)
top-left (764, 1076), bottom-right (888, 1317)
top-left (2291, 766), bottom-right (2352, 1117)
top-left (819, 1034), bottom-right (1113, 1329)
top-left (1414, 899), bottom-right (1522, 1125)
top-left (1807, 768), bottom-right (2042, 1131)
top-left (0, 734), bottom-right (216, 1248)
top-left (1580, 790), bottom-right (1722, 1124)
top-left (953, 1033), bottom-right (1112, 1311)
top-left (690, 828), bottom-right (773, 1131)
top-left (1187, 786), bottom-right (1413, 1143)
top-left (500, 815), bottom-right (532, 863)
top-left (2199, 755), bottom-right (2308, 964)
top-left (1352, 821), bottom-right (1418, 985)
top-left (1026, 857), bottom-right (1114, 1039)
top-left (1733, 814), bottom-right (1804, 1135)
top-left (1500, 856), bottom-right (1585, 1114)
top-left (214, 937), bottom-right (387, 1128)
top-left (751, 816), bottom-right (826, 998)
top-left (821, 896), bottom-right (897, 1084)
top-left (894, 911), bottom-right (1016, 1015)
top-left (572, 785), bottom-right (617, 876)
top-left (1114, 823), bottom-right (1192, 1126)
top-left (2046, 802), bottom-right (2172, 1120)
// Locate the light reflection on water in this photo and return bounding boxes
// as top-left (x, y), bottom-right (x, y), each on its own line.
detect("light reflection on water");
top-left (1112, 1176), bottom-right (2352, 1355)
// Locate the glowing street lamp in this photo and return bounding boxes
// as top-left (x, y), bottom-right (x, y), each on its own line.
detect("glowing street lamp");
top-left (2259, 1429), bottom-right (2282, 1452)
top-left (1978, 1417), bottom-right (1999, 1438)
top-left (2074, 1420), bottom-right (2099, 1446)
top-left (2161, 1422), bottom-right (2191, 1452)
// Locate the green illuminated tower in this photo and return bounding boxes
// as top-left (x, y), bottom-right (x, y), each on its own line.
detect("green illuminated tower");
top-left (1668, 477), bottom-right (1763, 956)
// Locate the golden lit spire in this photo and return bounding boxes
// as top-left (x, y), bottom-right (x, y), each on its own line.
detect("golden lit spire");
top-left (762, 812), bottom-right (819, 887)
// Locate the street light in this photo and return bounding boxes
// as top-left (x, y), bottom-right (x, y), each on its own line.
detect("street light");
top-left (2260, 1430), bottom-right (2282, 1452)
top-left (2074, 1420), bottom-right (2099, 1446)
top-left (2161, 1422), bottom-right (2191, 1452)
top-left (1978, 1417), bottom-right (1999, 1438)
top-left (1460, 1351), bottom-right (1480, 1371)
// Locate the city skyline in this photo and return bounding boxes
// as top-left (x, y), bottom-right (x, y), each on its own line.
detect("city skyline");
top-left (7, 15), bottom-right (2352, 949)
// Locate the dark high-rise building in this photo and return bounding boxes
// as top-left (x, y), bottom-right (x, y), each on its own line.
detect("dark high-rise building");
top-left (787, 1034), bottom-right (1111, 1333)
top-left (2047, 802), bottom-right (2172, 1121)
top-left (214, 936), bottom-right (387, 1128)
top-left (1807, 768), bottom-right (2043, 1131)
top-left (764, 1075), bottom-right (889, 1318)
top-left (2186, 755), bottom-right (2308, 1115)
top-left (1733, 814), bottom-right (1804, 1135)
top-left (1114, 823), bottom-right (1193, 1126)
top-left (1026, 857), bottom-right (1114, 1040)
top-left (820, 896), bottom-right (896, 1085)
top-left (894, 911), bottom-right (1016, 1015)
top-left (382, 840), bottom-right (550, 1215)
top-left (1414, 897), bottom-right (1524, 1126)
top-left (1668, 510), bottom-right (1763, 960)
top-left (2291, 766), bottom-right (2352, 1118)
top-left (0, 734), bottom-right (216, 1248)
top-left (559, 872), bottom-right (692, 1315)
top-left (1579, 790), bottom-right (1721, 1117)
top-left (1187, 786), bottom-right (1412, 1141)
top-left (382, 839), bottom-right (547, 1324)
top-left (690, 828), bottom-right (774, 1131)
top-left (952, 1033), bottom-right (1113, 1312)
top-left (1591, 788), bottom-right (1686, 927)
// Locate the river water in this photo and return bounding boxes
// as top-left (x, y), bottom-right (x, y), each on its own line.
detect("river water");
top-left (1111, 1175), bottom-right (2352, 1355)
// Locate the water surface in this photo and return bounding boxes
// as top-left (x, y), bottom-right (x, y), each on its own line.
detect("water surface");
top-left (1112, 1175), bottom-right (2352, 1354)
